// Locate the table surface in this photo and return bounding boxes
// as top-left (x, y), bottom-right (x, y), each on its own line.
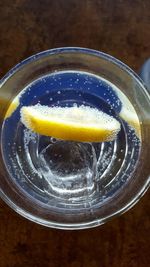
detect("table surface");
top-left (0, 1), bottom-right (150, 267)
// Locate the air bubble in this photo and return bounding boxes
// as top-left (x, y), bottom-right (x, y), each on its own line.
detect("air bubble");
top-left (50, 137), bottom-right (57, 143)
top-left (73, 103), bottom-right (77, 107)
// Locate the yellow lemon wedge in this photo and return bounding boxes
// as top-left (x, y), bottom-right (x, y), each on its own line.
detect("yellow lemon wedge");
top-left (20, 105), bottom-right (121, 142)
top-left (4, 97), bottom-right (20, 119)
top-left (114, 88), bottom-right (141, 139)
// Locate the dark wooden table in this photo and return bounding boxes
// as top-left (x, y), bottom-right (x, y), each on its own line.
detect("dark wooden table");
top-left (0, 1), bottom-right (150, 266)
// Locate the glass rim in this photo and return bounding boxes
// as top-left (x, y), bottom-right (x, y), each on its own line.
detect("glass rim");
top-left (0, 47), bottom-right (150, 230)
top-left (0, 46), bottom-right (149, 95)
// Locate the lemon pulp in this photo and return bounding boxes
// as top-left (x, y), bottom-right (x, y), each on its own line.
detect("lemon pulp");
top-left (20, 104), bottom-right (121, 142)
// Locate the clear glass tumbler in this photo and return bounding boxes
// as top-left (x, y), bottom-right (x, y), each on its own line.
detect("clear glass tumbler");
top-left (0, 47), bottom-right (150, 229)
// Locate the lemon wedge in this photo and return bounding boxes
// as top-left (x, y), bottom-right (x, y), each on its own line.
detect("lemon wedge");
top-left (20, 105), bottom-right (121, 142)
top-left (114, 88), bottom-right (141, 139)
top-left (4, 97), bottom-right (20, 119)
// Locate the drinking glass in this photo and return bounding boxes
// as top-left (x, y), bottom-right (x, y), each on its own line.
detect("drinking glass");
top-left (0, 47), bottom-right (150, 229)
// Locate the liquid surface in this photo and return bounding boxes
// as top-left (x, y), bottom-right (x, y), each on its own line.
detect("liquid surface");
top-left (1, 71), bottom-right (141, 210)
